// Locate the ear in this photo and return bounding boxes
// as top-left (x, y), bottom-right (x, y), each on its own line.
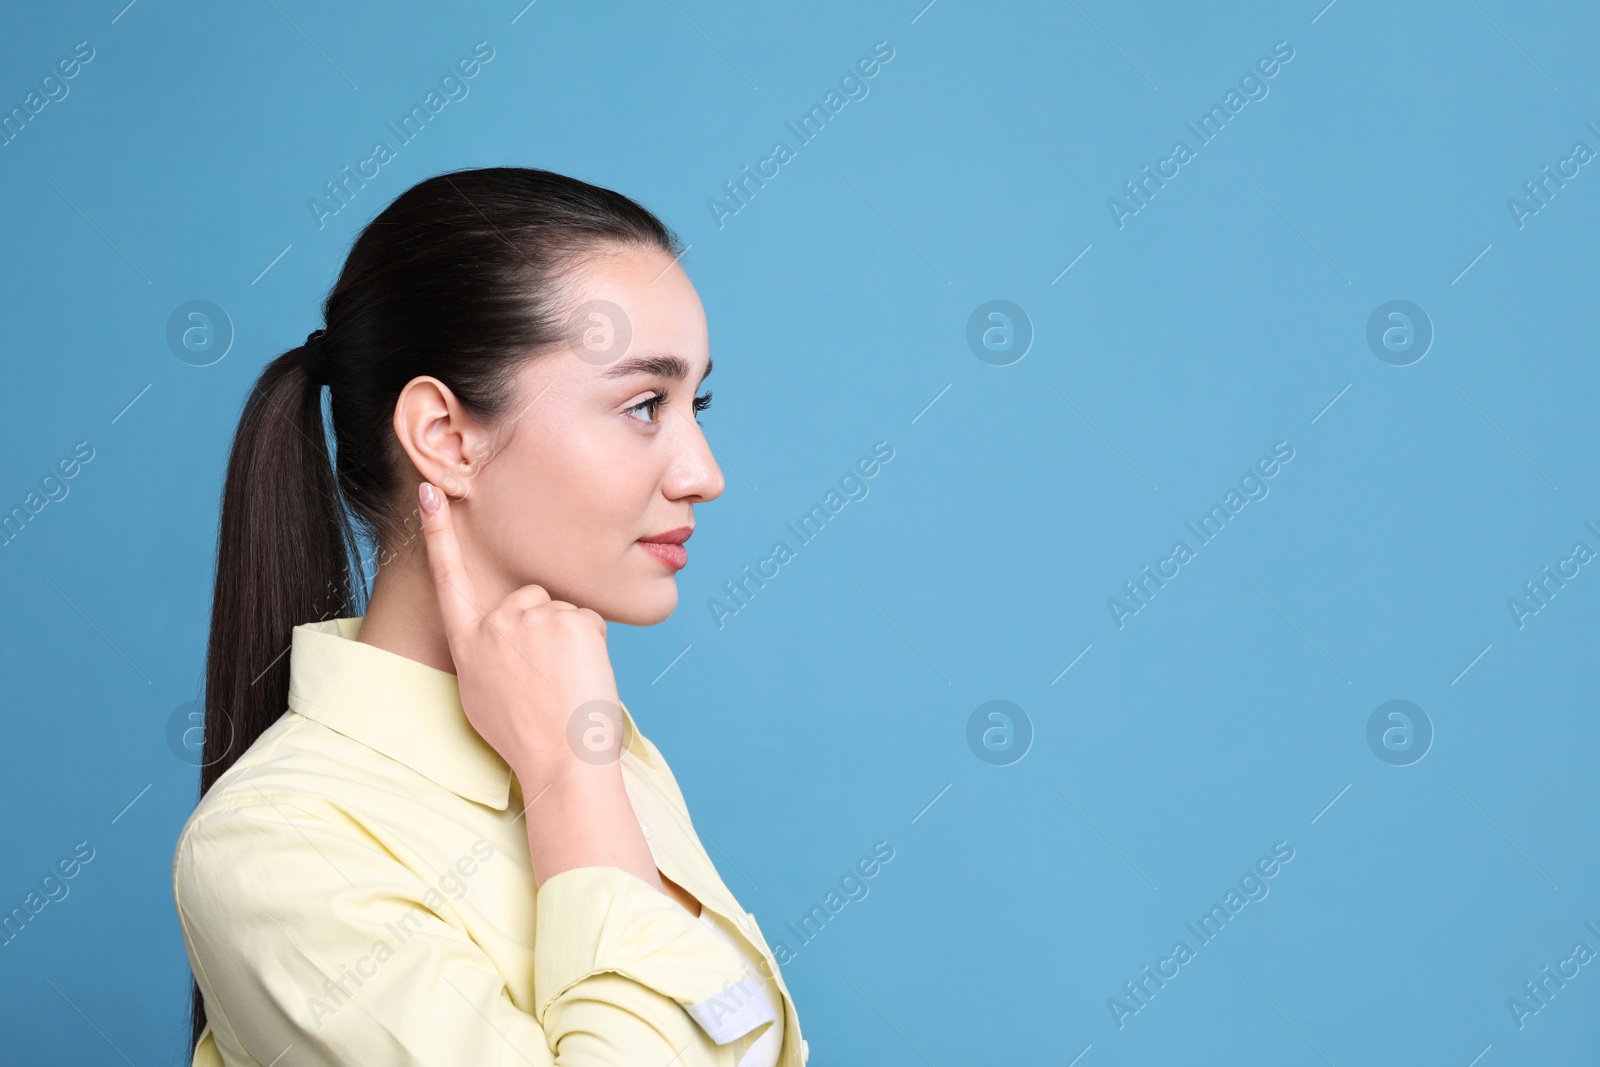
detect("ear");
top-left (391, 377), bottom-right (491, 501)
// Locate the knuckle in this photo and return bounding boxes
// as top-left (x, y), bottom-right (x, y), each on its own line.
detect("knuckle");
top-left (506, 586), bottom-right (550, 613)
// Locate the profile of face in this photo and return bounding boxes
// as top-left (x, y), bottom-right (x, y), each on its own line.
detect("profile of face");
top-left (392, 244), bottom-right (724, 626)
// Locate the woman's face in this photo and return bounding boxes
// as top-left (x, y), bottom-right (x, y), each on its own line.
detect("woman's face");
top-left (395, 244), bottom-right (724, 626)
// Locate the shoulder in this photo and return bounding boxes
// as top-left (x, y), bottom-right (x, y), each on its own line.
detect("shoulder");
top-left (179, 711), bottom-right (346, 833)
top-left (171, 712), bottom-right (403, 906)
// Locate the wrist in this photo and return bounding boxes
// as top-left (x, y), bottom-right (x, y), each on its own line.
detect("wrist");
top-left (517, 761), bottom-right (655, 889)
top-left (504, 701), bottom-right (628, 791)
top-left (511, 751), bottom-right (625, 799)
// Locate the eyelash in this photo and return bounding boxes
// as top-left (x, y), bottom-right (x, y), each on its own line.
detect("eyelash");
top-left (627, 389), bottom-right (713, 424)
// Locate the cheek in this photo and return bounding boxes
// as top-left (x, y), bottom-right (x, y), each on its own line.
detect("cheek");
top-left (481, 435), bottom-right (651, 569)
top-left (473, 447), bottom-right (565, 566)
top-left (559, 442), bottom-right (655, 538)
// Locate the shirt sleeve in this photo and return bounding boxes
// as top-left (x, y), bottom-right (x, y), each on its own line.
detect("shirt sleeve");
top-left (172, 794), bottom-right (773, 1066)
top-left (533, 866), bottom-right (779, 1053)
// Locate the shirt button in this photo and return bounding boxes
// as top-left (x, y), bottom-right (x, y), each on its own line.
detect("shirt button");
top-left (801, 1038), bottom-right (809, 1062)
top-left (738, 912), bottom-right (752, 932)
top-left (637, 818), bottom-right (652, 838)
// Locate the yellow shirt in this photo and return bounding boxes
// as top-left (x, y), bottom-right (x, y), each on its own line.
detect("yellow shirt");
top-left (172, 616), bottom-right (807, 1066)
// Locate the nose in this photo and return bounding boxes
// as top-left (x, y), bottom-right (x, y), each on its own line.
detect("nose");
top-left (665, 403), bottom-right (724, 504)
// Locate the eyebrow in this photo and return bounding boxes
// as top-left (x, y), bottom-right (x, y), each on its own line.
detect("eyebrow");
top-left (598, 353), bottom-right (713, 384)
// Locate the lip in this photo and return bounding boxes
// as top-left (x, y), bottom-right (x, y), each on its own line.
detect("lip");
top-left (638, 526), bottom-right (694, 545)
top-left (637, 526), bottom-right (692, 571)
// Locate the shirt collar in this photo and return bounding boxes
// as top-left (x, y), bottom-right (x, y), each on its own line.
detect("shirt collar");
top-left (286, 616), bottom-right (653, 810)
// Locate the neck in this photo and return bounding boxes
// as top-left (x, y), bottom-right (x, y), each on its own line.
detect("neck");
top-left (355, 550), bottom-right (457, 675)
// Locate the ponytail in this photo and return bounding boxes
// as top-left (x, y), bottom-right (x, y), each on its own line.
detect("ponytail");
top-left (188, 344), bottom-right (361, 1048)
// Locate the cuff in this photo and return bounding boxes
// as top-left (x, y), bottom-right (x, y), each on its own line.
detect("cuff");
top-left (533, 866), bottom-right (772, 1046)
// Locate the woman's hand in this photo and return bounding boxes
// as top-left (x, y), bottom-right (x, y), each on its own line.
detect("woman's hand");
top-left (417, 480), bottom-right (623, 785)
top-left (417, 480), bottom-right (661, 889)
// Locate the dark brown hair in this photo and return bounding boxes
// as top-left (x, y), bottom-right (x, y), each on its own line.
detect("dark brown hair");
top-left (188, 166), bottom-right (682, 1053)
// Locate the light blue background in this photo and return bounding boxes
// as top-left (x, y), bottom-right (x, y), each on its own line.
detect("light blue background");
top-left (2, 0), bottom-right (1597, 1063)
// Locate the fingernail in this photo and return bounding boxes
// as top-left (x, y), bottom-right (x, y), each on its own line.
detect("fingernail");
top-left (419, 482), bottom-right (440, 515)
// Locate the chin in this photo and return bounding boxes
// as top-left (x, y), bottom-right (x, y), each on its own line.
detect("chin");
top-left (603, 581), bottom-right (679, 627)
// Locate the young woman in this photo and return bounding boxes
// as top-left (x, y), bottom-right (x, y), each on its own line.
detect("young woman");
top-left (173, 167), bottom-right (806, 1066)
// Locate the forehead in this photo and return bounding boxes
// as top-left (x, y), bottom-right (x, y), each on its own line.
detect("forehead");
top-left (558, 245), bottom-right (707, 375)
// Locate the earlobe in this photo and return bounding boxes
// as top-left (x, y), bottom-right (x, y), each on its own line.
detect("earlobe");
top-left (443, 460), bottom-right (478, 501)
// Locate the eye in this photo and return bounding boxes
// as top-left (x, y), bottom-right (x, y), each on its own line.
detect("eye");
top-left (624, 389), bottom-right (714, 425)
top-left (625, 391), bottom-right (668, 424)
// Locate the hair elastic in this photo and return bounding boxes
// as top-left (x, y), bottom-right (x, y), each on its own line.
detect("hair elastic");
top-left (301, 329), bottom-right (329, 385)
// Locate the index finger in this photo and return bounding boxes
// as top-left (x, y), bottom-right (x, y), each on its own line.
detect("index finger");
top-left (418, 481), bottom-right (481, 649)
